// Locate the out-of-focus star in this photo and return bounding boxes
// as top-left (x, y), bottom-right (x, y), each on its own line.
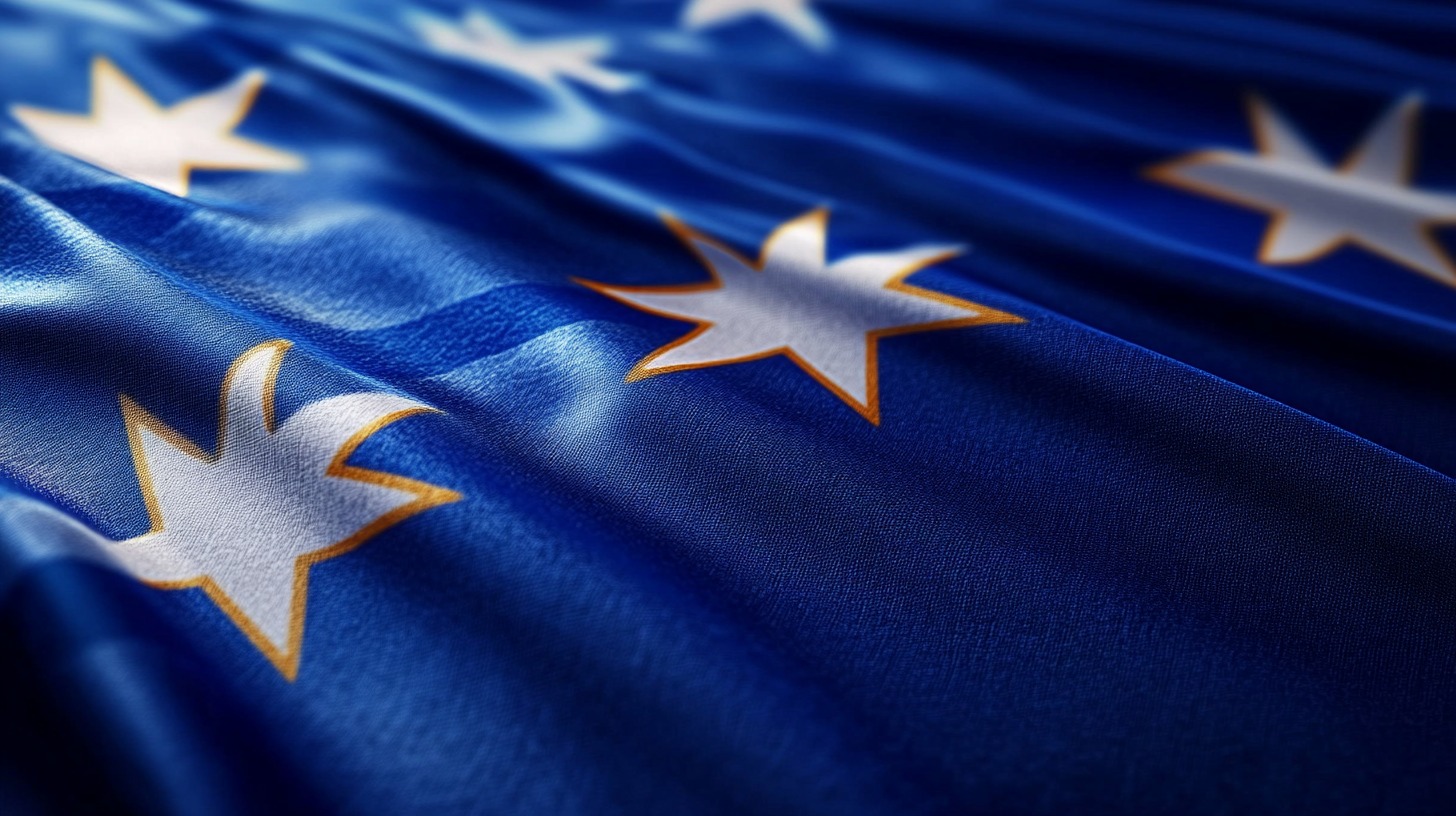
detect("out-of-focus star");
top-left (10, 56), bottom-right (303, 197)
top-left (1148, 94), bottom-right (1456, 287)
top-left (413, 8), bottom-right (638, 93)
top-left (681, 0), bottom-right (832, 52)
top-left (577, 209), bottom-right (1022, 423)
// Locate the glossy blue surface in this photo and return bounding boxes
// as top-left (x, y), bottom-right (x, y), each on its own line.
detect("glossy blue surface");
top-left (2, 1), bottom-right (1455, 813)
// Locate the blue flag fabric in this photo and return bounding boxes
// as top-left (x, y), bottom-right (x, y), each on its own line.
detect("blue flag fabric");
top-left (2, 1), bottom-right (1456, 813)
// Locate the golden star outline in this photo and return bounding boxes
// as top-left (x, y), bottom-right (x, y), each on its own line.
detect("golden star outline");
top-left (118, 340), bottom-right (460, 680)
top-left (11, 55), bottom-right (303, 197)
top-left (574, 209), bottom-right (1024, 424)
top-left (1145, 93), bottom-right (1456, 285)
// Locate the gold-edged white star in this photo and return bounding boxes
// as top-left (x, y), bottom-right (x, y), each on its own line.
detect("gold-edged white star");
top-left (110, 340), bottom-right (460, 679)
top-left (412, 8), bottom-right (638, 93)
top-left (681, 0), bottom-right (831, 52)
top-left (1148, 93), bottom-right (1456, 287)
top-left (10, 56), bottom-right (303, 197)
top-left (576, 209), bottom-right (1022, 423)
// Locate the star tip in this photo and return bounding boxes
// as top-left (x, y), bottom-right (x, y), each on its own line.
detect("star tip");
top-left (1141, 156), bottom-right (1195, 185)
top-left (257, 641), bottom-right (301, 681)
top-left (1256, 249), bottom-right (1305, 266)
top-left (570, 276), bottom-right (613, 296)
top-left (840, 393), bottom-right (879, 424)
top-left (117, 392), bottom-right (143, 415)
top-left (1241, 91), bottom-right (1277, 124)
top-left (659, 212), bottom-right (701, 243)
top-left (277, 660), bottom-right (300, 682)
top-left (1140, 159), bottom-right (1168, 179)
top-left (613, 75), bottom-right (645, 94)
top-left (624, 364), bottom-right (661, 383)
top-left (248, 338), bottom-right (293, 359)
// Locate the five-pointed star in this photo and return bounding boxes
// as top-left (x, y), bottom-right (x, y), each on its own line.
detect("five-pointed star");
top-left (10, 56), bottom-right (303, 197)
top-left (1148, 93), bottom-right (1456, 287)
top-left (576, 209), bottom-right (1022, 423)
top-left (681, 0), bottom-right (831, 51)
top-left (110, 340), bottom-right (460, 679)
top-left (413, 9), bottom-right (637, 93)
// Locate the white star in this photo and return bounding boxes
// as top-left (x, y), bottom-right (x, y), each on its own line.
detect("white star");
top-left (10, 56), bottom-right (303, 197)
top-left (681, 0), bottom-right (831, 52)
top-left (413, 9), bottom-right (638, 93)
top-left (576, 209), bottom-right (1022, 423)
top-left (110, 340), bottom-right (459, 679)
top-left (1149, 94), bottom-right (1456, 287)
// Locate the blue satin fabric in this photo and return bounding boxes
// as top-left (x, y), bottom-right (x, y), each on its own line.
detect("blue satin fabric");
top-left (1, 1), bottom-right (1455, 813)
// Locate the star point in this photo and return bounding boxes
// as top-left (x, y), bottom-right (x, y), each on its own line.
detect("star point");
top-left (110, 340), bottom-right (460, 680)
top-left (11, 55), bottom-right (303, 197)
top-left (577, 210), bottom-right (1021, 423)
top-left (680, 0), bottom-right (832, 52)
top-left (1148, 93), bottom-right (1456, 287)
top-left (413, 9), bottom-right (638, 93)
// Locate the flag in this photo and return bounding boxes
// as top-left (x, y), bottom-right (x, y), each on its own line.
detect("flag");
top-left (2, 0), bottom-right (1455, 813)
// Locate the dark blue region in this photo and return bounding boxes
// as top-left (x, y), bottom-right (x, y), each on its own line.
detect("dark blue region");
top-left (6, 311), bottom-right (1456, 814)
top-left (0, 554), bottom-right (324, 815)
top-left (412, 314), bottom-right (1456, 815)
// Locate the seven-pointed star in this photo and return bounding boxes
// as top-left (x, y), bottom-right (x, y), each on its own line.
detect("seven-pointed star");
top-left (1148, 93), bottom-right (1456, 287)
top-left (680, 0), bottom-right (831, 51)
top-left (576, 209), bottom-right (1022, 423)
top-left (110, 340), bottom-right (460, 680)
top-left (10, 56), bottom-right (303, 197)
top-left (413, 8), bottom-right (637, 93)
